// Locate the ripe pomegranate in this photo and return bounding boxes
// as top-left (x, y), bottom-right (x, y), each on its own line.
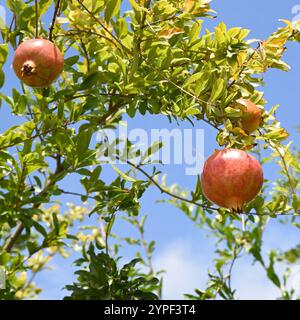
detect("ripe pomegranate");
top-left (201, 149), bottom-right (263, 212)
top-left (236, 98), bottom-right (262, 134)
top-left (13, 38), bottom-right (64, 88)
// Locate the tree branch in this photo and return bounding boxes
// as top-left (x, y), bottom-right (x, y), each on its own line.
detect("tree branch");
top-left (3, 162), bottom-right (66, 253)
top-left (55, 29), bottom-right (120, 49)
top-left (2, 98), bottom-right (126, 252)
top-left (0, 120), bottom-right (74, 151)
top-left (114, 156), bottom-right (300, 217)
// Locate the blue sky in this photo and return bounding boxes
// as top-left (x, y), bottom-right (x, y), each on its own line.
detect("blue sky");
top-left (1, 0), bottom-right (300, 299)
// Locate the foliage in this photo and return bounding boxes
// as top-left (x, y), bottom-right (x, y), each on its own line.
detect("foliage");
top-left (0, 0), bottom-right (299, 300)
top-left (64, 244), bottom-right (159, 300)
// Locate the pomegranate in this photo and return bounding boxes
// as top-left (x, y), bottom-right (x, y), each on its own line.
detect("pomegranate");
top-left (236, 98), bottom-right (262, 133)
top-left (201, 149), bottom-right (263, 211)
top-left (13, 39), bottom-right (64, 88)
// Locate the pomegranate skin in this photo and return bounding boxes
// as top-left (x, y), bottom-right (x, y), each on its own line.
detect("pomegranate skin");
top-left (13, 39), bottom-right (64, 88)
top-left (237, 99), bottom-right (262, 134)
top-left (201, 149), bottom-right (263, 211)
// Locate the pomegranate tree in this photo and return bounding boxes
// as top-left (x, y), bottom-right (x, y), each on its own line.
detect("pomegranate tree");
top-left (201, 149), bottom-right (263, 211)
top-left (236, 98), bottom-right (262, 133)
top-left (13, 38), bottom-right (64, 88)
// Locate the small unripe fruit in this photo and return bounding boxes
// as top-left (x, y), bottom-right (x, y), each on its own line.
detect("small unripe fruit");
top-left (201, 149), bottom-right (263, 211)
top-left (237, 98), bottom-right (262, 133)
top-left (13, 38), bottom-right (64, 88)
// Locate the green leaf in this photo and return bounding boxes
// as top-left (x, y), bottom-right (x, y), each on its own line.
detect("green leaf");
top-left (65, 55), bottom-right (79, 67)
top-left (0, 44), bottom-right (8, 64)
top-left (0, 252), bottom-right (11, 265)
top-left (129, 0), bottom-right (141, 12)
top-left (225, 107), bottom-right (243, 118)
top-left (183, 72), bottom-right (203, 88)
top-left (79, 72), bottom-right (100, 90)
top-left (112, 165), bottom-right (137, 183)
top-left (292, 195), bottom-right (299, 211)
top-left (105, 0), bottom-right (121, 23)
top-left (189, 21), bottom-right (202, 43)
top-left (210, 78), bottom-right (226, 102)
top-left (77, 129), bottom-right (93, 159)
top-left (32, 221), bottom-right (48, 238)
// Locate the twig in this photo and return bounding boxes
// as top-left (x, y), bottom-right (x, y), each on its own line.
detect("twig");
top-left (49, 0), bottom-right (61, 42)
top-left (270, 142), bottom-right (300, 215)
top-left (114, 156), bottom-right (300, 217)
top-left (227, 42), bottom-right (260, 90)
top-left (64, 92), bottom-right (148, 103)
top-left (137, 0), bottom-right (152, 53)
top-left (105, 212), bottom-right (116, 255)
top-left (35, 0), bottom-right (39, 38)
top-left (58, 189), bottom-right (95, 199)
top-left (134, 216), bottom-right (154, 274)
top-left (201, 117), bottom-right (222, 131)
top-left (80, 39), bottom-right (90, 71)
top-left (227, 245), bottom-right (243, 296)
top-left (228, 29), bottom-right (297, 90)
top-left (3, 223), bottom-right (25, 252)
top-left (5, 14), bottom-right (16, 43)
top-left (241, 214), bottom-right (246, 232)
top-left (0, 120), bottom-right (74, 151)
top-left (4, 157), bottom-right (66, 253)
top-left (115, 155), bottom-right (218, 211)
top-left (97, 101), bottom-right (125, 125)
top-left (144, 60), bottom-right (222, 132)
top-left (76, 0), bottom-right (131, 55)
top-left (55, 30), bottom-right (119, 49)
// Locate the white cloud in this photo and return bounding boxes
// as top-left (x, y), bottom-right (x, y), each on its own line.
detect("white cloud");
top-left (153, 237), bottom-right (283, 300)
top-left (231, 256), bottom-right (279, 300)
top-left (153, 237), bottom-right (212, 299)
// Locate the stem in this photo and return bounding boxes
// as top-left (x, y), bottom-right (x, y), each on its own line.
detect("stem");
top-left (105, 212), bottom-right (116, 255)
top-left (35, 0), bottom-right (39, 38)
top-left (227, 245), bottom-right (243, 297)
top-left (80, 39), bottom-right (90, 71)
top-left (0, 120), bottom-right (74, 151)
top-left (241, 214), bottom-right (246, 232)
top-left (5, 14), bottom-right (16, 43)
top-left (57, 29), bottom-right (120, 49)
top-left (49, 0), bottom-right (61, 42)
top-left (144, 61), bottom-right (221, 132)
top-left (270, 142), bottom-right (299, 215)
top-left (134, 216), bottom-right (154, 274)
top-left (3, 223), bottom-right (25, 253)
top-left (137, 0), bottom-right (151, 54)
top-left (114, 156), bottom-right (299, 217)
top-left (227, 42), bottom-right (260, 90)
top-left (115, 155), bottom-right (218, 212)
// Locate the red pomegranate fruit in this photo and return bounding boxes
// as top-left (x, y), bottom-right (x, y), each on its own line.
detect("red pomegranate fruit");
top-left (236, 98), bottom-right (262, 134)
top-left (201, 149), bottom-right (263, 211)
top-left (13, 38), bottom-right (64, 88)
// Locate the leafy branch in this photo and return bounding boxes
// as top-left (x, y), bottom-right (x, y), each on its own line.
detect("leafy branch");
top-left (76, 0), bottom-right (131, 55)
